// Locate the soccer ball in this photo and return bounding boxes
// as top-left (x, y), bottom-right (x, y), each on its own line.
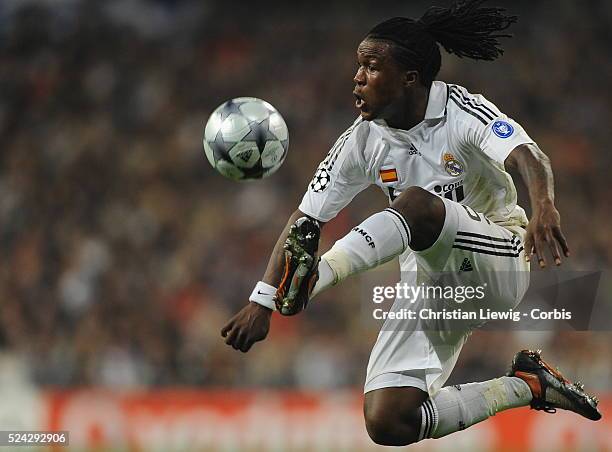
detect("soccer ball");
top-left (203, 97), bottom-right (289, 180)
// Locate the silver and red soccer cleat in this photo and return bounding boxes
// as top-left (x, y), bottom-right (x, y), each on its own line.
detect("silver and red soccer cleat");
top-left (509, 349), bottom-right (602, 421)
top-left (274, 217), bottom-right (320, 316)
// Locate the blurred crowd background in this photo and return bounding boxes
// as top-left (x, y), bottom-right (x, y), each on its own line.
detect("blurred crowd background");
top-left (0, 0), bottom-right (610, 392)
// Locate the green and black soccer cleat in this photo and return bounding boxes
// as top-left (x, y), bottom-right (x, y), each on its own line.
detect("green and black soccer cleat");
top-left (274, 216), bottom-right (320, 316)
top-left (509, 349), bottom-right (602, 421)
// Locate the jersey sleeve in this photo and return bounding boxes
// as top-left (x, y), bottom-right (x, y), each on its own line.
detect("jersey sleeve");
top-left (451, 88), bottom-right (534, 163)
top-left (299, 119), bottom-right (371, 222)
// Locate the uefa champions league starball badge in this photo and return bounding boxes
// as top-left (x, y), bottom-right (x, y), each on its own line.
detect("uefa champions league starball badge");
top-left (310, 166), bottom-right (331, 192)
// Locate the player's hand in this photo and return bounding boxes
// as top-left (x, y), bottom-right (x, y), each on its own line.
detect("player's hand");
top-left (524, 200), bottom-right (570, 268)
top-left (221, 302), bottom-right (272, 352)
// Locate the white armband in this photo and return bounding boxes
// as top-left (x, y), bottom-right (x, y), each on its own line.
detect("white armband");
top-left (249, 281), bottom-right (277, 311)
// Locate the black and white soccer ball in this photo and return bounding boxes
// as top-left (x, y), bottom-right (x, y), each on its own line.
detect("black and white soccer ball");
top-left (203, 97), bottom-right (289, 180)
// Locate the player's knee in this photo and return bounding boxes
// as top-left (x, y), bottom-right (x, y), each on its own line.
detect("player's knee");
top-left (364, 404), bottom-right (419, 446)
top-left (365, 417), bottom-right (396, 446)
top-left (391, 186), bottom-right (442, 223)
top-left (391, 186), bottom-right (445, 251)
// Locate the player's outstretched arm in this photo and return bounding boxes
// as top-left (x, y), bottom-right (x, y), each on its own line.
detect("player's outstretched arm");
top-left (221, 209), bottom-right (321, 352)
top-left (505, 143), bottom-right (570, 268)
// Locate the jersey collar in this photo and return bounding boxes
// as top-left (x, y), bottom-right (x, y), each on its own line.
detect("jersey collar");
top-left (371, 81), bottom-right (448, 132)
top-left (424, 80), bottom-right (448, 120)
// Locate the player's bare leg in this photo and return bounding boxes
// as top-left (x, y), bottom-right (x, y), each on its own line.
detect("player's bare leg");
top-left (389, 186), bottom-right (445, 251)
top-left (364, 387), bottom-right (427, 445)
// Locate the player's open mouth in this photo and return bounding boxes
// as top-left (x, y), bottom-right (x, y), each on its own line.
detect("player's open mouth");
top-left (354, 92), bottom-right (365, 109)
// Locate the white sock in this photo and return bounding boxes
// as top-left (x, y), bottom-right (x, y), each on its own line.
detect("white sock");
top-left (310, 257), bottom-right (334, 299)
top-left (314, 208), bottom-right (410, 292)
top-left (419, 377), bottom-right (532, 440)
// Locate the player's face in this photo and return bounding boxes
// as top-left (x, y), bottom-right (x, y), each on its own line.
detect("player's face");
top-left (353, 39), bottom-right (409, 121)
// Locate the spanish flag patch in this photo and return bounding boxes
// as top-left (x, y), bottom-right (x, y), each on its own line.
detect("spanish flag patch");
top-left (380, 168), bottom-right (398, 183)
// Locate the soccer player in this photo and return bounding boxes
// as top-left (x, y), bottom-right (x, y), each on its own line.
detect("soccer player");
top-left (222, 0), bottom-right (601, 445)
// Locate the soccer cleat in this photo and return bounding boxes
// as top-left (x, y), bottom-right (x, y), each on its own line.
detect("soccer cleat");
top-left (274, 217), bottom-right (320, 316)
top-left (508, 349), bottom-right (602, 421)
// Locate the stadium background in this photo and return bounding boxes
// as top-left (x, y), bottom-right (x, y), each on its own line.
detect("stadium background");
top-left (0, 0), bottom-right (610, 450)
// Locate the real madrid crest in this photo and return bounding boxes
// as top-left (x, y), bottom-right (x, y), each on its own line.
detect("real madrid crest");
top-left (443, 153), bottom-right (464, 176)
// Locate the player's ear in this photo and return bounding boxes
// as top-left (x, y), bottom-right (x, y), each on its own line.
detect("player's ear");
top-left (404, 70), bottom-right (419, 88)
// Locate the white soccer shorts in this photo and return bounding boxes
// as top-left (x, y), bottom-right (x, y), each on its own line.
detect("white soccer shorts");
top-left (364, 197), bottom-right (530, 395)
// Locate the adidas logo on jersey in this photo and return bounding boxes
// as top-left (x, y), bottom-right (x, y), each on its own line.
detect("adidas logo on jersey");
top-left (459, 258), bottom-right (473, 272)
top-left (408, 144), bottom-right (422, 156)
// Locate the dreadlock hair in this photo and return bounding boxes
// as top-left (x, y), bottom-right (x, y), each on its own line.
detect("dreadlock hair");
top-left (366, 0), bottom-right (518, 87)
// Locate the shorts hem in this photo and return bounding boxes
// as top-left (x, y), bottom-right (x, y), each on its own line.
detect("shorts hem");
top-left (364, 371), bottom-right (428, 394)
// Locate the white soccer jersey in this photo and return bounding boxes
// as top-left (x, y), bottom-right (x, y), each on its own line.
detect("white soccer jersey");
top-left (299, 80), bottom-right (533, 269)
